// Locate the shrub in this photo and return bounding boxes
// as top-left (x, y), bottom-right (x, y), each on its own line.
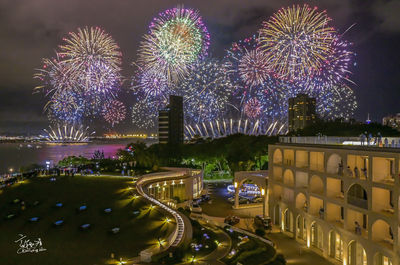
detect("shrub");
top-left (255, 228), bottom-right (266, 237)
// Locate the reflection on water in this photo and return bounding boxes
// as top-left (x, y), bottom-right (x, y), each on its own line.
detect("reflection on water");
top-left (0, 139), bottom-right (154, 173)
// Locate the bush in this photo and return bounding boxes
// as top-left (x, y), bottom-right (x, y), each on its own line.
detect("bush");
top-left (268, 254), bottom-right (286, 265)
top-left (255, 228), bottom-right (266, 237)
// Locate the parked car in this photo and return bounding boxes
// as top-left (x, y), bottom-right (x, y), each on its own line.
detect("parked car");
top-left (239, 197), bottom-right (250, 204)
top-left (190, 203), bottom-right (202, 213)
top-left (254, 215), bottom-right (272, 231)
top-left (201, 194), bottom-right (210, 201)
top-left (251, 197), bottom-right (263, 203)
top-left (224, 215), bottom-right (240, 225)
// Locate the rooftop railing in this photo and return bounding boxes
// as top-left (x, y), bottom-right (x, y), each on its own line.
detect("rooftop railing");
top-left (279, 136), bottom-right (400, 149)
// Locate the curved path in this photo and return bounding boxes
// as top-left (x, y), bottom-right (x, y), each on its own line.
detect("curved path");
top-left (135, 169), bottom-right (195, 260)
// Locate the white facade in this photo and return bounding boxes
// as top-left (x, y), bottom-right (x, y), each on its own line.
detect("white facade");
top-left (268, 143), bottom-right (399, 265)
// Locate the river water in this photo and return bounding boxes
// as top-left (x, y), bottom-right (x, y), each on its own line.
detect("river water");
top-left (0, 139), bottom-right (156, 174)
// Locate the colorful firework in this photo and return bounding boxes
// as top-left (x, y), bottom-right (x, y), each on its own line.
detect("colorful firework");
top-left (58, 27), bottom-right (122, 73)
top-left (173, 59), bottom-right (232, 123)
top-left (243, 97), bottom-right (262, 119)
top-left (34, 57), bottom-right (75, 97)
top-left (268, 79), bottom-right (357, 122)
top-left (184, 118), bottom-right (286, 140)
top-left (34, 27), bottom-right (123, 125)
top-left (40, 124), bottom-right (94, 143)
top-left (238, 48), bottom-right (271, 87)
top-left (137, 6), bottom-right (210, 84)
top-left (259, 5), bottom-right (336, 81)
top-left (316, 84), bottom-right (357, 121)
top-left (225, 35), bottom-right (260, 88)
top-left (132, 67), bottom-right (170, 100)
top-left (304, 37), bottom-right (355, 90)
top-left (131, 100), bottom-right (165, 130)
top-left (102, 100), bottom-right (127, 127)
top-left (46, 90), bottom-right (84, 124)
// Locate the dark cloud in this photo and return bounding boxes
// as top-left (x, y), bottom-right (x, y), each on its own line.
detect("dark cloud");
top-left (0, 0), bottom-right (399, 133)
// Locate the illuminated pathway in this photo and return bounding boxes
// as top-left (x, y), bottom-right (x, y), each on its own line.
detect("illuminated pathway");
top-left (135, 169), bottom-right (195, 261)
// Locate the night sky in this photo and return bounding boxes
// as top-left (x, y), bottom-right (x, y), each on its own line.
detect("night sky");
top-left (0, 0), bottom-right (399, 135)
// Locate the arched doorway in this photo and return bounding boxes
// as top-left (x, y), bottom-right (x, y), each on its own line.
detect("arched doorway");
top-left (348, 241), bottom-right (367, 265)
top-left (329, 230), bottom-right (343, 261)
top-left (374, 252), bottom-right (392, 265)
top-left (283, 209), bottom-right (293, 233)
top-left (311, 221), bottom-right (323, 250)
top-left (296, 215), bottom-right (306, 240)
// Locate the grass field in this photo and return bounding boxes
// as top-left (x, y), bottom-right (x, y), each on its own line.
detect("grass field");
top-left (0, 175), bottom-right (176, 265)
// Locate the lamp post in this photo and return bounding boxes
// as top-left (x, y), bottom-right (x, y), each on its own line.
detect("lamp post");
top-left (261, 188), bottom-right (265, 216)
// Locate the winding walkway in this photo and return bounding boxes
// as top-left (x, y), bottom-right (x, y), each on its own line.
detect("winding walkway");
top-left (133, 169), bottom-right (195, 262)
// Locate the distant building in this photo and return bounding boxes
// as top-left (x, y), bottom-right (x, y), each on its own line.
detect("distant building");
top-left (382, 113), bottom-right (400, 130)
top-left (158, 95), bottom-right (184, 144)
top-left (288, 94), bottom-right (316, 132)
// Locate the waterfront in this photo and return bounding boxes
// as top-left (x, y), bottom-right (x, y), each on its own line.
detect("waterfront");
top-left (0, 139), bottom-right (155, 173)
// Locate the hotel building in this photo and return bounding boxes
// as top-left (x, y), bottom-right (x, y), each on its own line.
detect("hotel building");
top-left (268, 137), bottom-right (399, 265)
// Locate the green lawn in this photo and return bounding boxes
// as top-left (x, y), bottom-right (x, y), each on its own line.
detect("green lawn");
top-left (0, 175), bottom-right (175, 265)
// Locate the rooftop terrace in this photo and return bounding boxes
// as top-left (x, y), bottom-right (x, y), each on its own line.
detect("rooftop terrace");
top-left (278, 136), bottom-right (400, 153)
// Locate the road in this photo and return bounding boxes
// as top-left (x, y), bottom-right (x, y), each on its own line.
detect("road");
top-left (179, 218), bottom-right (232, 265)
top-left (202, 181), bottom-right (336, 265)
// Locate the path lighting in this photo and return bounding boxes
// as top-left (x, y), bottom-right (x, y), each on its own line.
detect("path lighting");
top-left (158, 238), bottom-right (166, 248)
top-left (190, 255), bottom-right (197, 263)
top-left (234, 182), bottom-right (238, 188)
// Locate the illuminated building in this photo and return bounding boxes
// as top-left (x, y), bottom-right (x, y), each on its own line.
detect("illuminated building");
top-left (288, 94), bottom-right (316, 132)
top-left (158, 95), bottom-right (184, 144)
top-left (382, 113), bottom-right (400, 131)
top-left (268, 136), bottom-right (398, 265)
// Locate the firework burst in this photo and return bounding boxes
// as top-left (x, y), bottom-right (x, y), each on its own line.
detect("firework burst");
top-left (238, 48), bottom-right (271, 87)
top-left (58, 27), bottom-right (122, 73)
top-left (34, 27), bottom-right (123, 125)
top-left (46, 90), bottom-right (84, 124)
top-left (40, 124), bottom-right (94, 143)
top-left (131, 100), bottom-right (165, 130)
top-left (137, 6), bottom-right (210, 84)
top-left (132, 67), bottom-right (170, 100)
top-left (259, 4), bottom-right (336, 81)
top-left (243, 97), bottom-right (262, 119)
top-left (174, 59), bottom-right (232, 123)
top-left (102, 100), bottom-right (127, 127)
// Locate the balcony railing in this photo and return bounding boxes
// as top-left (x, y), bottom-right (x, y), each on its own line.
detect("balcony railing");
top-left (348, 195), bottom-right (368, 209)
